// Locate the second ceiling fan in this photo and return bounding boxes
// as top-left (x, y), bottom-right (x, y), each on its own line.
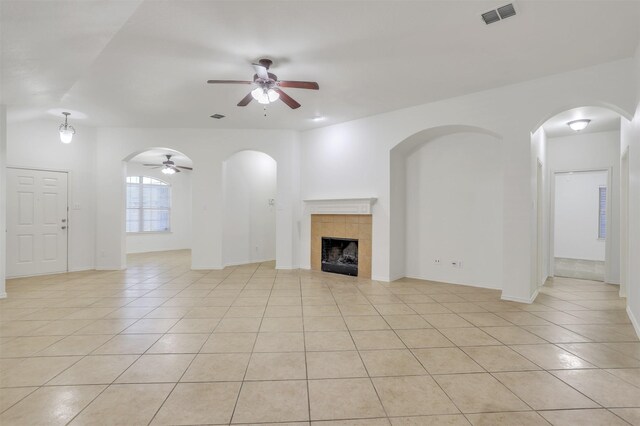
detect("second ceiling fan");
top-left (207, 59), bottom-right (319, 109)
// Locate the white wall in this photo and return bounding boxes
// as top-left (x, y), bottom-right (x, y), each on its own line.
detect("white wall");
top-left (548, 131), bottom-right (621, 283)
top-left (125, 162), bottom-right (192, 254)
top-left (531, 127), bottom-right (548, 292)
top-left (0, 105), bottom-right (7, 297)
top-left (620, 42), bottom-right (640, 335)
top-left (222, 151), bottom-right (276, 266)
top-left (554, 171), bottom-right (607, 261)
top-left (6, 118), bottom-right (97, 272)
top-left (404, 132), bottom-right (503, 289)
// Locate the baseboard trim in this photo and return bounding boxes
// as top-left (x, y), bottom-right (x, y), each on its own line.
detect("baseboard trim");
top-left (68, 267), bottom-right (94, 273)
top-left (0, 292), bottom-right (7, 299)
top-left (403, 274), bottom-right (501, 291)
top-left (627, 305), bottom-right (640, 338)
top-left (501, 288), bottom-right (539, 304)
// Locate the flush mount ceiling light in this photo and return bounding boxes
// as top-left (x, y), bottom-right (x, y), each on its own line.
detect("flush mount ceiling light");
top-left (58, 112), bottom-right (76, 143)
top-left (567, 119), bottom-right (591, 131)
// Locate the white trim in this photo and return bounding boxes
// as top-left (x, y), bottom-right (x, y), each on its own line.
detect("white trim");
top-left (403, 274), bottom-right (501, 291)
top-left (303, 198), bottom-right (377, 215)
top-left (627, 305), bottom-right (640, 339)
top-left (223, 258), bottom-right (275, 267)
top-left (501, 288), bottom-right (539, 304)
top-left (0, 292), bottom-right (7, 299)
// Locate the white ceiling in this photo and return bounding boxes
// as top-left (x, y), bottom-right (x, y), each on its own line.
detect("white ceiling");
top-left (2, 1), bottom-right (639, 130)
top-left (543, 106), bottom-right (622, 138)
top-left (128, 148), bottom-right (193, 167)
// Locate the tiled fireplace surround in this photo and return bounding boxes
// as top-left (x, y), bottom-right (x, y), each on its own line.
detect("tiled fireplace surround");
top-left (305, 198), bottom-right (376, 279)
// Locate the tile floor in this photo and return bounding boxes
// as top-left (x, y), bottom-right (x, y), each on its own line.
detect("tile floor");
top-left (0, 250), bottom-right (639, 425)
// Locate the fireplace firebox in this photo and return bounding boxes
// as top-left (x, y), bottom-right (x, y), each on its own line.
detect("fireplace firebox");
top-left (321, 237), bottom-right (358, 276)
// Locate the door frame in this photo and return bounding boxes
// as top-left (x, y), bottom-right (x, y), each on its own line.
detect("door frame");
top-left (549, 166), bottom-right (612, 282)
top-left (6, 166), bottom-right (70, 277)
top-left (620, 147), bottom-right (629, 297)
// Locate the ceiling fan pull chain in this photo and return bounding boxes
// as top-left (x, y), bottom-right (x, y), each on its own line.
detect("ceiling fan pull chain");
top-left (264, 105), bottom-right (267, 117)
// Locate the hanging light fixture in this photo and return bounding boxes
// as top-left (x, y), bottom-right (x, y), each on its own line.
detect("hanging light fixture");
top-left (567, 119), bottom-right (591, 132)
top-left (251, 87), bottom-right (280, 105)
top-left (161, 166), bottom-right (176, 175)
top-left (58, 112), bottom-right (76, 143)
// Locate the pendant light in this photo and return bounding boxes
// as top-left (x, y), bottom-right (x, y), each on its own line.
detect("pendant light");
top-left (58, 112), bottom-right (76, 143)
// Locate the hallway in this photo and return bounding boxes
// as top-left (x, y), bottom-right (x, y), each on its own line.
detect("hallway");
top-left (0, 250), bottom-right (638, 425)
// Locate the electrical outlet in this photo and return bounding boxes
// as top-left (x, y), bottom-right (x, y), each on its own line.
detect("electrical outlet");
top-left (451, 260), bottom-right (459, 268)
top-left (434, 259), bottom-right (441, 265)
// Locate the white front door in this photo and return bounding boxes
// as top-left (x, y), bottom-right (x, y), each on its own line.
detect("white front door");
top-left (6, 168), bottom-right (68, 277)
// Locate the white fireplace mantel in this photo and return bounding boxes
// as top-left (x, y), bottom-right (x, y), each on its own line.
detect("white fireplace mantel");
top-left (303, 198), bottom-right (377, 215)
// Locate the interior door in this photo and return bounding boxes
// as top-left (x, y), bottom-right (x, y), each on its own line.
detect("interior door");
top-left (6, 168), bottom-right (68, 277)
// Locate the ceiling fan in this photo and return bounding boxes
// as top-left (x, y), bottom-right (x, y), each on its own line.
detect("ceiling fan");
top-left (143, 155), bottom-right (193, 175)
top-left (207, 58), bottom-right (319, 109)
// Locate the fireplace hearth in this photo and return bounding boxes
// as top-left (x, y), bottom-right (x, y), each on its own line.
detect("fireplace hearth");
top-left (321, 237), bottom-right (358, 276)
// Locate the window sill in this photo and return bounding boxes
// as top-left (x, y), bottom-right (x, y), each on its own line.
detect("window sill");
top-left (126, 231), bottom-right (172, 235)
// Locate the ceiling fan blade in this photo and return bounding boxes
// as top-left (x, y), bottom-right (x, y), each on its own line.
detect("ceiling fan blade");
top-left (252, 63), bottom-right (269, 80)
top-left (207, 80), bottom-right (253, 84)
top-left (237, 92), bottom-right (254, 107)
top-left (273, 88), bottom-right (301, 109)
top-left (176, 166), bottom-right (193, 170)
top-left (142, 163), bottom-right (162, 167)
top-left (278, 81), bottom-right (319, 90)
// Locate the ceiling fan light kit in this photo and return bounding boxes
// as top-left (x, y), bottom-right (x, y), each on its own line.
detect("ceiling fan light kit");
top-left (143, 154), bottom-right (193, 175)
top-left (207, 58), bottom-right (319, 110)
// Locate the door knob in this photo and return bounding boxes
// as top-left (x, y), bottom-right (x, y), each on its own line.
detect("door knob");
top-left (61, 226), bottom-right (67, 230)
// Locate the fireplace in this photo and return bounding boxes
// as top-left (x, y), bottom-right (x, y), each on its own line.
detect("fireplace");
top-left (322, 237), bottom-right (358, 276)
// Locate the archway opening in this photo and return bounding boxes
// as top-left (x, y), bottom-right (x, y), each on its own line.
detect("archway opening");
top-left (222, 150), bottom-right (277, 267)
top-left (123, 148), bottom-right (193, 266)
top-left (532, 105), bottom-right (629, 296)
top-left (390, 125), bottom-right (503, 290)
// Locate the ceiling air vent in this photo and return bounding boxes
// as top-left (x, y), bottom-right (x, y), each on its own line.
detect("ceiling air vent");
top-left (482, 3), bottom-right (516, 24)
top-left (210, 114), bottom-right (225, 119)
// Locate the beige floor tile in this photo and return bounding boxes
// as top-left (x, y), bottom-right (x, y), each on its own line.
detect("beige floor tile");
top-left (49, 354), bottom-right (138, 385)
top-left (305, 331), bottom-right (356, 351)
top-left (0, 385), bottom-right (105, 426)
top-left (558, 342), bottom-right (640, 368)
top-left (396, 329), bottom-right (454, 348)
top-left (92, 334), bottom-right (161, 354)
top-left (168, 318), bottom-right (220, 333)
top-left (373, 375), bottom-right (459, 416)
top-left (75, 319), bottom-right (137, 335)
top-left (540, 409), bottom-right (630, 426)
top-left (439, 328), bottom-right (501, 346)
top-left (260, 316), bottom-right (303, 332)
top-left (493, 371), bottom-right (598, 410)
top-left (0, 356), bottom-right (80, 387)
top-left (309, 378), bottom-right (385, 420)
top-left (523, 325), bottom-right (592, 343)
top-left (495, 311), bottom-right (552, 326)
top-left (551, 369), bottom-right (640, 407)
top-left (458, 313), bottom-right (512, 327)
top-left (389, 415), bottom-right (470, 425)
top-left (462, 346), bottom-right (540, 372)
top-left (200, 332), bottom-right (257, 353)
top-left (69, 383), bottom-right (173, 425)
top-left (245, 352), bottom-right (307, 380)
top-left (0, 387), bottom-right (37, 413)
top-left (434, 373), bottom-right (529, 413)
top-left (465, 411), bottom-right (550, 426)
top-left (304, 305), bottom-right (341, 317)
top-left (409, 304), bottom-right (451, 314)
top-left (421, 314), bottom-right (473, 328)
top-left (181, 353), bottom-right (250, 382)
top-left (610, 408), bottom-right (640, 425)
top-left (122, 318), bottom-right (179, 334)
top-left (510, 344), bottom-right (595, 369)
top-left (0, 335), bottom-right (63, 357)
top-left (254, 332), bottom-right (305, 352)
top-left (147, 333), bottom-right (208, 353)
top-left (28, 319), bottom-right (95, 336)
top-left (360, 349), bottom-right (426, 376)
top-left (264, 305), bottom-right (303, 317)
top-left (605, 368), bottom-right (640, 387)
top-left (232, 380), bottom-right (309, 423)
top-left (374, 304), bottom-right (416, 315)
top-left (306, 351), bottom-right (368, 379)
top-left (383, 315), bottom-right (431, 330)
top-left (338, 304), bottom-right (379, 316)
top-left (480, 326), bottom-right (547, 344)
top-left (184, 306), bottom-right (228, 318)
top-left (215, 317), bottom-right (262, 332)
top-left (151, 382), bottom-right (241, 425)
top-left (225, 306), bottom-right (266, 318)
top-left (344, 315), bottom-right (390, 331)
top-left (412, 347), bottom-right (484, 374)
top-left (316, 419), bottom-right (390, 425)
top-left (115, 353), bottom-right (194, 383)
top-left (304, 316), bottom-right (347, 331)
top-left (36, 334), bottom-right (112, 356)
top-left (351, 330), bottom-right (405, 350)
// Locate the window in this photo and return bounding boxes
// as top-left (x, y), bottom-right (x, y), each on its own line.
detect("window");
top-left (126, 176), bottom-right (171, 232)
top-left (598, 186), bottom-right (606, 239)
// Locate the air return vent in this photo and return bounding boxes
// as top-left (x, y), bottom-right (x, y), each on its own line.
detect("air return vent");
top-left (210, 114), bottom-right (225, 119)
top-left (482, 3), bottom-right (516, 24)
